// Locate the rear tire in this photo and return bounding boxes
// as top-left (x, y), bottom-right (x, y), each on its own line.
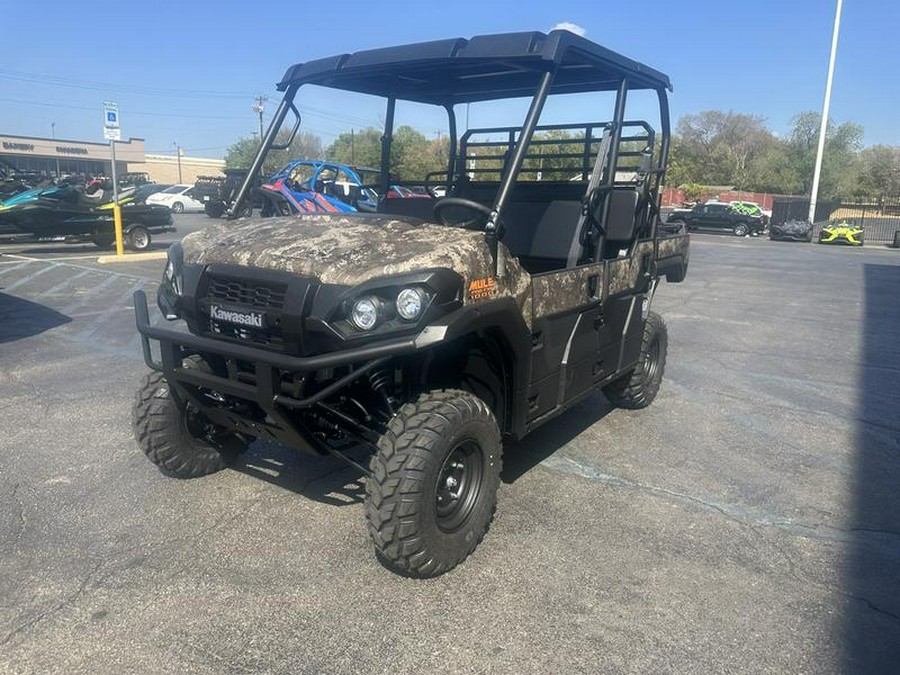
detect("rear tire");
top-left (171, 202), bottom-right (184, 214)
top-left (204, 202), bottom-right (224, 218)
top-left (604, 311), bottom-right (668, 409)
top-left (126, 226), bottom-right (151, 251)
top-left (365, 389), bottom-right (502, 578)
top-left (133, 364), bottom-right (248, 478)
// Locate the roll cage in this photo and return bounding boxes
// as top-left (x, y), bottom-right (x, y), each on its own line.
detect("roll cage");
top-left (232, 29), bottom-right (672, 269)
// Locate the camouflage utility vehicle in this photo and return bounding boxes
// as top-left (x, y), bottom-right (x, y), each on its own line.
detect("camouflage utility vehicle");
top-left (133, 31), bottom-right (689, 577)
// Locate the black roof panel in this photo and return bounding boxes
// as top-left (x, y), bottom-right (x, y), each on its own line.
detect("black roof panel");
top-left (277, 31), bottom-right (671, 104)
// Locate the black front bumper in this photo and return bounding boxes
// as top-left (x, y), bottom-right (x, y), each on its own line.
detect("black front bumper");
top-left (134, 289), bottom-right (423, 454)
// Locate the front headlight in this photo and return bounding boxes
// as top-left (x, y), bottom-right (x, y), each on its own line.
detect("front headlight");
top-left (350, 295), bottom-right (382, 331)
top-left (396, 287), bottom-right (426, 321)
top-left (163, 243), bottom-right (183, 296)
top-left (158, 243), bottom-right (184, 320)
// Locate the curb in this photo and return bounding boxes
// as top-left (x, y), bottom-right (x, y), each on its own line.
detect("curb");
top-left (97, 252), bottom-right (168, 264)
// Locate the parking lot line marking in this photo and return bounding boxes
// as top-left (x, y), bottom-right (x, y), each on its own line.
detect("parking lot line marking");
top-left (33, 269), bottom-right (93, 300)
top-left (1, 263), bottom-right (59, 291)
top-left (0, 260), bottom-right (33, 276)
top-left (60, 273), bottom-right (123, 314)
top-left (97, 252), bottom-right (167, 264)
top-left (73, 278), bottom-right (148, 342)
top-left (0, 253), bottom-right (40, 261)
top-left (0, 253), bottom-right (117, 262)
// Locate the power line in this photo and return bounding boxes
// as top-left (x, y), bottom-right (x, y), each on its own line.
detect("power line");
top-left (0, 69), bottom-right (249, 99)
top-left (0, 96), bottom-right (250, 121)
top-left (0, 95), bottom-right (380, 129)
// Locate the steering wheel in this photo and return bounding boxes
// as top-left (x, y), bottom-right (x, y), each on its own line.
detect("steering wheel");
top-left (433, 198), bottom-right (493, 230)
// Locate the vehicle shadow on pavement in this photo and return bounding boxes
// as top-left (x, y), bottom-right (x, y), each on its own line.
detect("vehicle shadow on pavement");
top-left (227, 392), bottom-right (614, 500)
top-left (845, 263), bottom-right (900, 670)
top-left (0, 291), bottom-right (71, 343)
top-left (231, 440), bottom-right (366, 507)
top-left (502, 393), bottom-right (613, 484)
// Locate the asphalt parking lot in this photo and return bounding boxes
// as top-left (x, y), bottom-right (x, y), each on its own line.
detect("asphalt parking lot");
top-left (1, 218), bottom-right (899, 674)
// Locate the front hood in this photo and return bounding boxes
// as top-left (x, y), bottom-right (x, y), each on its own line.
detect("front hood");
top-left (180, 214), bottom-right (495, 287)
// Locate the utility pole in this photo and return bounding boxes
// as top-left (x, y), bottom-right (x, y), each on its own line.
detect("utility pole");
top-left (252, 95), bottom-right (268, 140)
top-left (51, 122), bottom-right (60, 179)
top-left (351, 129), bottom-right (355, 164)
top-left (808, 0), bottom-right (843, 224)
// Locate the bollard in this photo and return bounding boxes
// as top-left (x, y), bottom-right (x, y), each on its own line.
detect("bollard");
top-left (114, 204), bottom-right (124, 256)
top-left (892, 230), bottom-right (900, 249)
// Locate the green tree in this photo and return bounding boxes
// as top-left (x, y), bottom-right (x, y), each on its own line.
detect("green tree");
top-left (786, 111), bottom-right (863, 200)
top-left (325, 126), bottom-right (449, 182)
top-left (674, 110), bottom-right (774, 189)
top-left (856, 145), bottom-right (900, 200)
top-left (325, 127), bottom-right (382, 170)
top-left (225, 131), bottom-right (323, 176)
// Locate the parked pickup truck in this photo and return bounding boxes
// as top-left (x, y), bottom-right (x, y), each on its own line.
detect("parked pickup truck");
top-left (666, 202), bottom-right (765, 236)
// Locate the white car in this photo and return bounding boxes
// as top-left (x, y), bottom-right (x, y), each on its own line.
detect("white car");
top-left (146, 184), bottom-right (204, 213)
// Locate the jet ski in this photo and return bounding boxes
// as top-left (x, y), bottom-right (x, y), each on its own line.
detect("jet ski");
top-left (0, 180), bottom-right (175, 250)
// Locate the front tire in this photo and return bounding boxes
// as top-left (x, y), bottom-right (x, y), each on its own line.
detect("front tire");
top-left (365, 389), bottom-right (502, 578)
top-left (733, 222), bottom-right (749, 237)
top-left (91, 233), bottom-right (115, 249)
top-left (133, 367), bottom-right (247, 478)
top-left (604, 311), bottom-right (668, 409)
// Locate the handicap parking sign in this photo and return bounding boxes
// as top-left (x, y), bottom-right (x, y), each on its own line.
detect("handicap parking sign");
top-left (103, 101), bottom-right (120, 129)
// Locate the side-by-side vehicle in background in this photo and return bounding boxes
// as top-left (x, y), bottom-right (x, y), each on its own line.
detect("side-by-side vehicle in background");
top-left (132, 30), bottom-right (689, 576)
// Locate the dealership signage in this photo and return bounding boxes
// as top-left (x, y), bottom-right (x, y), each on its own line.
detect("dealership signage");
top-left (0, 134), bottom-right (145, 162)
top-left (2, 141), bottom-right (35, 152)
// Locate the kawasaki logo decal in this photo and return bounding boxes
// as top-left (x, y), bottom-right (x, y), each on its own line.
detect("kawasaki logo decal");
top-left (209, 305), bottom-right (265, 328)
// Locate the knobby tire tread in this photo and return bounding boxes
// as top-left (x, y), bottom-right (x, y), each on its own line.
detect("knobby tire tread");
top-left (365, 389), bottom-right (501, 578)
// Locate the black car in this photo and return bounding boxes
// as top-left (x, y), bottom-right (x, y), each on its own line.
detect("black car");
top-left (769, 219), bottom-right (812, 242)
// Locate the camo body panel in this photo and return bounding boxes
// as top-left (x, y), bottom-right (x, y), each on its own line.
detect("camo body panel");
top-left (181, 214), bottom-right (536, 326)
top-left (531, 262), bottom-right (605, 319)
top-left (656, 234), bottom-right (690, 260)
top-left (182, 215), bottom-right (497, 285)
top-left (607, 240), bottom-right (654, 297)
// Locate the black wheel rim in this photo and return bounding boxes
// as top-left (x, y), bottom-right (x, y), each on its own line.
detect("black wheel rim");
top-left (644, 337), bottom-right (661, 382)
top-left (435, 439), bottom-right (484, 533)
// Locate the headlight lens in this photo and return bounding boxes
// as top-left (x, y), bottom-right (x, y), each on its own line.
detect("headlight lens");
top-left (396, 287), bottom-right (426, 321)
top-left (350, 296), bottom-right (381, 331)
top-left (163, 243), bottom-right (183, 296)
top-left (164, 259), bottom-right (181, 295)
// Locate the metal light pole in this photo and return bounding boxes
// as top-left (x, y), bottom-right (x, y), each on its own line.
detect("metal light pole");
top-left (174, 142), bottom-right (183, 183)
top-left (808, 0), bottom-right (844, 224)
top-left (51, 122), bottom-right (60, 179)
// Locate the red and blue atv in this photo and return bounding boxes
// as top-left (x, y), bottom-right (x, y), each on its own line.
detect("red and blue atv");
top-left (259, 160), bottom-right (378, 216)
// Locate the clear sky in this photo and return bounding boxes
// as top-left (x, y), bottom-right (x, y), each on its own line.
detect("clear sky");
top-left (1, 0), bottom-right (895, 158)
